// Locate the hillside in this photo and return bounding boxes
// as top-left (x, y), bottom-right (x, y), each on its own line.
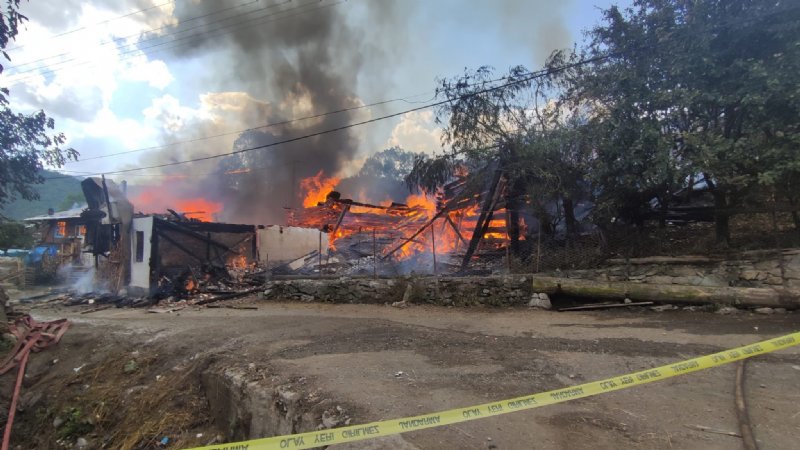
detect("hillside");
top-left (0, 170), bottom-right (84, 220)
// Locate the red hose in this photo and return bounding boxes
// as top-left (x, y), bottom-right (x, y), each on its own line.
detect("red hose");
top-left (1, 316), bottom-right (70, 450)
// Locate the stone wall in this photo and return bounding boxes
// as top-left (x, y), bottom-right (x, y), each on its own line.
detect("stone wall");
top-left (263, 275), bottom-right (534, 307)
top-left (551, 249), bottom-right (800, 290)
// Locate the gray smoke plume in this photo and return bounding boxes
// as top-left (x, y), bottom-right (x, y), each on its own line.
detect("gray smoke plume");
top-left (131, 0), bottom-right (574, 225)
top-left (131, 0), bottom-right (382, 224)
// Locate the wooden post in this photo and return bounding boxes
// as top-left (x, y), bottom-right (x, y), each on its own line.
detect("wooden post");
top-left (536, 227), bottom-right (541, 273)
top-left (318, 230), bottom-right (322, 277)
top-left (431, 223), bottom-right (437, 276)
top-left (372, 228), bottom-right (377, 279)
top-left (505, 208), bottom-right (512, 272)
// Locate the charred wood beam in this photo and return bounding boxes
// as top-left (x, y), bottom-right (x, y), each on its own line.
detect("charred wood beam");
top-left (445, 214), bottom-right (467, 246)
top-left (330, 198), bottom-right (405, 211)
top-left (330, 204), bottom-right (351, 237)
top-left (381, 209), bottom-right (449, 260)
top-left (461, 170), bottom-right (504, 270)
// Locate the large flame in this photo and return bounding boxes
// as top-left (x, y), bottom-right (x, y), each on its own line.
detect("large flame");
top-left (289, 171), bottom-right (525, 267)
top-left (300, 170), bottom-right (340, 207)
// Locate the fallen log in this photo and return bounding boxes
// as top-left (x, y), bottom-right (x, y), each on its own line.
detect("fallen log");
top-left (605, 256), bottom-right (721, 265)
top-left (558, 301), bottom-right (654, 311)
top-left (530, 276), bottom-right (799, 308)
top-left (195, 287), bottom-right (261, 306)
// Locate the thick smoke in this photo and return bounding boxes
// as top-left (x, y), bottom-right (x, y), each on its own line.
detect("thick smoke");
top-left (136, 0), bottom-right (382, 224)
top-left (131, 0), bottom-right (575, 225)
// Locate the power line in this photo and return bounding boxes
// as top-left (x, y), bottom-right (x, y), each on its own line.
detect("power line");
top-left (5, 0), bottom-right (342, 85)
top-left (7, 0), bottom-right (265, 71)
top-left (62, 74), bottom-right (511, 164)
top-left (42, 4), bottom-right (800, 179)
top-left (6, 0), bottom-right (176, 52)
top-left (44, 54), bottom-right (611, 180)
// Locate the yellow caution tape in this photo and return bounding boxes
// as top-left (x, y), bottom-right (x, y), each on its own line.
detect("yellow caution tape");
top-left (187, 331), bottom-right (800, 450)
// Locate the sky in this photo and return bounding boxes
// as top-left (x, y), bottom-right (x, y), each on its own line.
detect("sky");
top-left (0, 0), bottom-right (628, 220)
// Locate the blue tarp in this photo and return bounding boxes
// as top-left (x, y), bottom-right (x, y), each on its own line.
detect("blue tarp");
top-left (25, 245), bottom-right (58, 264)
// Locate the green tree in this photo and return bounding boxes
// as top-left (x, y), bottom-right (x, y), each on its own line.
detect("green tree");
top-left (0, 220), bottom-right (32, 251)
top-left (1, 0), bottom-right (77, 208)
top-left (357, 147), bottom-right (417, 181)
top-left (407, 65), bottom-right (558, 255)
top-left (573, 0), bottom-right (800, 241)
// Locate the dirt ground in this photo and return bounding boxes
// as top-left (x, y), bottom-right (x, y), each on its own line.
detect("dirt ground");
top-left (3, 295), bottom-right (799, 450)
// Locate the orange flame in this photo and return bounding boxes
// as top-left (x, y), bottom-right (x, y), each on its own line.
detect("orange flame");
top-left (300, 170), bottom-right (340, 207)
top-left (131, 186), bottom-right (222, 222)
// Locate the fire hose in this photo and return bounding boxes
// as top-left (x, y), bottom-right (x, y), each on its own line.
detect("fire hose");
top-left (0, 315), bottom-right (70, 450)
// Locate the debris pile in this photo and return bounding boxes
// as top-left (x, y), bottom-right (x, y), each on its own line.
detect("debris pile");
top-left (283, 167), bottom-right (525, 276)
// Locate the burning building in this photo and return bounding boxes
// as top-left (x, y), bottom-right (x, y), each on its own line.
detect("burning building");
top-left (281, 166), bottom-right (529, 276)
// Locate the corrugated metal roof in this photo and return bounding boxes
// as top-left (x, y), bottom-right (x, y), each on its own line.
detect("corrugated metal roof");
top-left (23, 207), bottom-right (86, 221)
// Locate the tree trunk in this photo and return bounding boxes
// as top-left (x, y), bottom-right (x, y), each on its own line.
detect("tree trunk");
top-left (562, 197), bottom-right (577, 236)
top-left (533, 202), bottom-right (554, 236)
top-left (713, 192), bottom-right (731, 245)
top-left (0, 286), bottom-right (8, 334)
top-left (506, 177), bottom-right (526, 258)
top-left (530, 276), bottom-right (798, 308)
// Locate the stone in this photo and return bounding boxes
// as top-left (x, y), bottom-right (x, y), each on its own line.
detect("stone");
top-left (401, 283), bottom-right (414, 303)
top-left (715, 306), bottom-right (739, 315)
top-left (774, 308), bottom-right (787, 314)
top-left (648, 276), bottom-right (674, 285)
top-left (76, 437), bottom-right (89, 449)
top-left (650, 304), bottom-right (677, 312)
top-left (623, 298), bottom-right (632, 304)
top-left (765, 276), bottom-right (783, 285)
top-left (739, 270), bottom-right (764, 281)
top-left (299, 294), bottom-right (315, 302)
top-left (754, 307), bottom-right (774, 315)
top-left (52, 416), bottom-right (64, 428)
top-left (528, 293), bottom-right (551, 310)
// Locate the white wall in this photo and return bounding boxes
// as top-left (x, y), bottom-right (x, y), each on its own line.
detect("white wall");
top-left (129, 216), bottom-right (153, 290)
top-left (258, 226), bottom-right (326, 264)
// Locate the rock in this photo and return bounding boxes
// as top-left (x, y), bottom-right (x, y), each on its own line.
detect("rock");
top-left (53, 416), bottom-right (64, 428)
top-left (18, 391), bottom-right (43, 412)
top-left (739, 270), bottom-right (764, 281)
top-left (623, 298), bottom-right (632, 304)
top-left (299, 294), bottom-right (314, 302)
top-left (650, 304), bottom-right (677, 312)
top-left (648, 276), bottom-right (674, 285)
top-left (715, 306), bottom-right (739, 315)
top-left (391, 300), bottom-right (408, 308)
top-left (528, 293), bottom-right (551, 310)
top-left (76, 437), bottom-right (89, 449)
top-left (754, 307), bottom-right (774, 315)
top-left (402, 283), bottom-right (413, 303)
top-left (774, 308), bottom-right (787, 314)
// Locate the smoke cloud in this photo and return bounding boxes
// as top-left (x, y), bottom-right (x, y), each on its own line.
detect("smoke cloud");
top-left (130, 0), bottom-right (575, 225)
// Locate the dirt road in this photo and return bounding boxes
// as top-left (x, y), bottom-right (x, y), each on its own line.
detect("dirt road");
top-left (8, 299), bottom-right (800, 449)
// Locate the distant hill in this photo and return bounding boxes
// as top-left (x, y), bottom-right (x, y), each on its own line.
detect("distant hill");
top-left (0, 170), bottom-right (84, 220)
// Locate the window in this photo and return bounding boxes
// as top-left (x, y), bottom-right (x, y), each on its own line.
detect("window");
top-left (135, 231), bottom-right (145, 262)
top-left (77, 225), bottom-right (86, 237)
top-left (54, 221), bottom-right (66, 238)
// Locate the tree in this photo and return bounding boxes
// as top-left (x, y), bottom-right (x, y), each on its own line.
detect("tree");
top-left (407, 65), bottom-right (555, 256)
top-left (573, 0), bottom-right (800, 242)
top-left (357, 147), bottom-right (417, 181)
top-left (0, 0), bottom-right (77, 208)
top-left (0, 220), bottom-right (32, 251)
